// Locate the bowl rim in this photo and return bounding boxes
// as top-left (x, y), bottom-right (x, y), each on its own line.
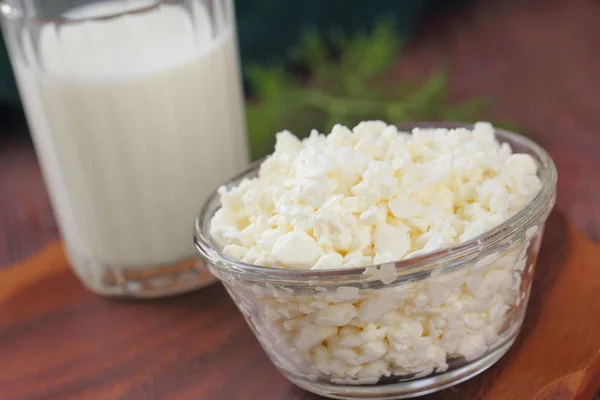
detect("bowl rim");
top-left (194, 122), bottom-right (557, 281)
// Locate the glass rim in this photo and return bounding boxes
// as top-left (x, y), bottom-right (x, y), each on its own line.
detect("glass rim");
top-left (0, 0), bottom-right (182, 24)
top-left (194, 122), bottom-right (557, 282)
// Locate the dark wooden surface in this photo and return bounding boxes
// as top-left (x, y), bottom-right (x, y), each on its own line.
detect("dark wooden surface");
top-left (1, 0), bottom-right (600, 399)
top-left (1, 213), bottom-right (599, 400)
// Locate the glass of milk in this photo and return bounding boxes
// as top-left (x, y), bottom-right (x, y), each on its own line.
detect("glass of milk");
top-left (0, 0), bottom-right (249, 297)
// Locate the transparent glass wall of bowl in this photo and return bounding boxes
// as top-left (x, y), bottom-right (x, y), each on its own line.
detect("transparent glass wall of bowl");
top-left (194, 125), bottom-right (557, 399)
top-left (1, 0), bottom-right (249, 297)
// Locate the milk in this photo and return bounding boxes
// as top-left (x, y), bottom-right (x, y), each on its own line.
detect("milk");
top-left (6, 0), bottom-right (248, 289)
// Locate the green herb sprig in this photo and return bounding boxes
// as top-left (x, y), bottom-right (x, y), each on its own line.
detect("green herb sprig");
top-left (245, 20), bottom-right (511, 160)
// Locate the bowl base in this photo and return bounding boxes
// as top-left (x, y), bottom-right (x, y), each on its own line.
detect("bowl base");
top-left (285, 336), bottom-right (515, 399)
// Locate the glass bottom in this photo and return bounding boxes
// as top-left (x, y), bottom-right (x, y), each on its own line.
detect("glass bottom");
top-left (285, 337), bottom-right (516, 400)
top-left (68, 251), bottom-right (218, 298)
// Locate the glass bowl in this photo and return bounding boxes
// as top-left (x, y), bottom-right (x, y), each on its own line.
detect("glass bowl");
top-left (194, 123), bottom-right (557, 399)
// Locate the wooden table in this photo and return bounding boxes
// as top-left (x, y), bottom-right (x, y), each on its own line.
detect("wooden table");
top-left (1, 212), bottom-right (599, 400)
top-left (1, 0), bottom-right (600, 398)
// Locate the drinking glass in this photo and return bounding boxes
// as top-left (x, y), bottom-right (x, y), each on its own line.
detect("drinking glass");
top-left (1, 0), bottom-right (248, 297)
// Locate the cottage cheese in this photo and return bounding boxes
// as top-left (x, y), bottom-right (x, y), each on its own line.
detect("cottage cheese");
top-left (210, 122), bottom-right (542, 383)
top-left (211, 121), bottom-right (540, 268)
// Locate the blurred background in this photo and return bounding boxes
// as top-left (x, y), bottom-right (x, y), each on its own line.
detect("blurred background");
top-left (1, 0), bottom-right (599, 266)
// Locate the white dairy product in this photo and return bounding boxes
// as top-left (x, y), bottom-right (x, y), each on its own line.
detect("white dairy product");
top-left (9, 1), bottom-right (247, 273)
top-left (230, 238), bottom-right (534, 383)
top-left (210, 122), bottom-right (543, 383)
top-left (211, 121), bottom-right (541, 267)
